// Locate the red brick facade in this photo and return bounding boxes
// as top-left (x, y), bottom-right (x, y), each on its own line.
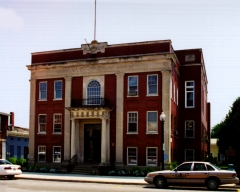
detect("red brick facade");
top-left (28, 40), bottom-right (210, 168)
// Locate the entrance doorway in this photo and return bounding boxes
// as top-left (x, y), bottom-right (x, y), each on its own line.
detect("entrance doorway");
top-left (84, 124), bottom-right (101, 163)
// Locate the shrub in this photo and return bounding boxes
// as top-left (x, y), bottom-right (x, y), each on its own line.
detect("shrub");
top-left (142, 167), bottom-right (155, 176)
top-left (117, 169), bottom-right (127, 176)
top-left (8, 157), bottom-right (17, 164)
top-left (168, 161), bottom-right (178, 170)
top-left (108, 170), bottom-right (116, 176)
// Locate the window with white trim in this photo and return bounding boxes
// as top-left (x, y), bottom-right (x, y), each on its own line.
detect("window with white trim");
top-left (128, 76), bottom-right (138, 96)
top-left (147, 75), bottom-right (158, 95)
top-left (53, 146), bottom-right (61, 163)
top-left (127, 147), bottom-right (137, 165)
top-left (173, 84), bottom-right (176, 102)
top-left (185, 81), bottom-right (194, 108)
top-left (38, 146), bottom-right (46, 162)
top-left (185, 149), bottom-right (194, 161)
top-left (147, 148), bottom-right (157, 166)
top-left (54, 81), bottom-right (62, 99)
top-left (53, 114), bottom-right (62, 133)
top-left (177, 88), bottom-right (179, 105)
top-left (147, 111), bottom-right (157, 132)
top-left (87, 80), bottom-right (101, 105)
top-left (185, 120), bottom-right (194, 138)
top-left (128, 112), bottom-right (138, 133)
top-left (38, 114), bottom-right (46, 133)
top-left (39, 82), bottom-right (47, 100)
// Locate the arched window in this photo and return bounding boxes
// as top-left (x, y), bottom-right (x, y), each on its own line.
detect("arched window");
top-left (87, 80), bottom-right (101, 105)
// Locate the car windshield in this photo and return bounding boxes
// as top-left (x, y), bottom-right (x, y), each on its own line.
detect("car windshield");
top-left (209, 163), bottom-right (221, 170)
top-left (0, 160), bottom-right (12, 165)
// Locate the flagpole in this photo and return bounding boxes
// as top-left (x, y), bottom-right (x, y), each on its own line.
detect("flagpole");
top-left (94, 0), bottom-right (96, 40)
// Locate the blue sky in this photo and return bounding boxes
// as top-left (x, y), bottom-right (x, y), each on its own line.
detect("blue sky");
top-left (1, 0), bottom-right (240, 128)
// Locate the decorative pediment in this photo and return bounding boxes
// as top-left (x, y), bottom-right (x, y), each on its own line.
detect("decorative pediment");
top-left (81, 40), bottom-right (108, 55)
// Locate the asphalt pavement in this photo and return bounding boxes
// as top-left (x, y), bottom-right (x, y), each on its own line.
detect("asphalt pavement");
top-left (15, 172), bottom-right (240, 189)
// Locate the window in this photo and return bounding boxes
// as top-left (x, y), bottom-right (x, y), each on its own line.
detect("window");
top-left (147, 112), bottom-right (157, 132)
top-left (128, 112), bottom-right (138, 133)
top-left (38, 115), bottom-right (46, 133)
top-left (173, 84), bottom-right (176, 102)
top-left (17, 146), bottom-right (21, 158)
top-left (147, 148), bottom-right (157, 166)
top-left (147, 75), bottom-right (158, 95)
top-left (53, 114), bottom-right (62, 133)
top-left (87, 80), bottom-right (101, 105)
top-left (0, 116), bottom-right (1, 132)
top-left (193, 163), bottom-right (207, 171)
top-left (177, 88), bottom-right (179, 105)
top-left (38, 146), bottom-right (46, 162)
top-left (10, 145), bottom-right (14, 157)
top-left (185, 120), bottom-right (194, 138)
top-left (177, 163), bottom-right (192, 171)
top-left (127, 147), bottom-right (137, 165)
top-left (39, 82), bottom-right (47, 100)
top-left (54, 81), bottom-right (62, 99)
top-left (53, 146), bottom-right (61, 163)
top-left (185, 81), bottom-right (194, 108)
top-left (206, 165), bottom-right (215, 171)
top-left (185, 149), bottom-right (194, 161)
top-left (128, 76), bottom-right (138, 96)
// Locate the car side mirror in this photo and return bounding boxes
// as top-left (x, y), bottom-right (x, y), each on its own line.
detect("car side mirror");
top-left (174, 168), bottom-right (177, 172)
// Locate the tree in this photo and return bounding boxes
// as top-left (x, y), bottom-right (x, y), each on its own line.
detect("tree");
top-left (211, 97), bottom-right (240, 164)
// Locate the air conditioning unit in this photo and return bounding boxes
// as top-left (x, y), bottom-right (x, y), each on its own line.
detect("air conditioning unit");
top-left (174, 130), bottom-right (178, 136)
top-left (128, 90), bottom-right (137, 96)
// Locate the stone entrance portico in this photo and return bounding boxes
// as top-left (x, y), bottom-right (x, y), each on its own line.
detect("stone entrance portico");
top-left (67, 107), bottom-right (112, 165)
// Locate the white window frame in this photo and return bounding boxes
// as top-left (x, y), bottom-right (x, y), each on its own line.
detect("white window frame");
top-left (38, 146), bottom-right (46, 162)
top-left (146, 111), bottom-right (158, 133)
top-left (39, 82), bottom-right (47, 100)
top-left (128, 76), bottom-right (138, 96)
top-left (173, 83), bottom-right (176, 102)
top-left (38, 114), bottom-right (46, 133)
top-left (185, 81), bottom-right (195, 108)
top-left (185, 149), bottom-right (194, 161)
top-left (147, 75), bottom-right (158, 95)
top-left (177, 88), bottom-right (179, 106)
top-left (146, 147), bottom-right (157, 166)
top-left (53, 146), bottom-right (61, 163)
top-left (127, 112), bottom-right (138, 133)
top-left (185, 120), bottom-right (194, 138)
top-left (54, 80), bottom-right (62, 100)
top-left (86, 80), bottom-right (101, 105)
top-left (127, 147), bottom-right (137, 165)
top-left (53, 114), bottom-right (62, 133)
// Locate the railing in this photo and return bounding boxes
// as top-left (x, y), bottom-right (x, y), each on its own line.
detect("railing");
top-left (71, 98), bottom-right (110, 108)
top-left (67, 154), bottom-right (78, 172)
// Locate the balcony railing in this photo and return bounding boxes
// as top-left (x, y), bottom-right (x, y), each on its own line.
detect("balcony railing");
top-left (71, 98), bottom-right (111, 108)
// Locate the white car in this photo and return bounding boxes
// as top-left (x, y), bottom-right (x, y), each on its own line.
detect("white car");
top-left (145, 161), bottom-right (239, 190)
top-left (0, 159), bottom-right (22, 179)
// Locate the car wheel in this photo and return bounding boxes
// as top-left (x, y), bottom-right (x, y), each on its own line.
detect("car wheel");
top-left (154, 176), bottom-right (167, 188)
top-left (7, 175), bottom-right (14, 180)
top-left (206, 178), bottom-right (219, 190)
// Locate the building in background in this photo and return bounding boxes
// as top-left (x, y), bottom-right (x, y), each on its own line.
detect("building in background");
top-left (0, 112), bottom-right (10, 159)
top-left (27, 39), bottom-right (210, 171)
top-left (6, 112), bottom-right (29, 159)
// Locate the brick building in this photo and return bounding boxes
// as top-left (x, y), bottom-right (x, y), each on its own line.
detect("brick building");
top-left (27, 40), bottom-right (210, 170)
top-left (0, 112), bottom-right (10, 159)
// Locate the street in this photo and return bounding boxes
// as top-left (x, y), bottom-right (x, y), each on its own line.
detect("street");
top-left (0, 178), bottom-right (239, 192)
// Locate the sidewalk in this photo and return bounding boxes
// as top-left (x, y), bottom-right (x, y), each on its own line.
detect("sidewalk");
top-left (15, 172), bottom-right (147, 185)
top-left (15, 172), bottom-right (240, 189)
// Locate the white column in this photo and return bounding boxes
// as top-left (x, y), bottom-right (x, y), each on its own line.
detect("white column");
top-left (161, 71), bottom-right (172, 164)
top-left (101, 118), bottom-right (107, 164)
top-left (2, 140), bottom-right (6, 159)
top-left (71, 119), bottom-right (76, 158)
top-left (28, 79), bottom-right (36, 163)
top-left (64, 77), bottom-right (72, 161)
top-left (115, 73), bottom-right (124, 166)
top-left (106, 119), bottom-right (110, 162)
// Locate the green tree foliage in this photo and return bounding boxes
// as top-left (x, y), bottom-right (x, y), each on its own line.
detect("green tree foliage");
top-left (211, 97), bottom-right (240, 163)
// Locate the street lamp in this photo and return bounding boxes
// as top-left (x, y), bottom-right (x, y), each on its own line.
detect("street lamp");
top-left (160, 111), bottom-right (166, 170)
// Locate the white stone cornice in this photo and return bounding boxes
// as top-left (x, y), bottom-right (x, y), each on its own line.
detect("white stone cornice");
top-left (68, 108), bottom-right (112, 120)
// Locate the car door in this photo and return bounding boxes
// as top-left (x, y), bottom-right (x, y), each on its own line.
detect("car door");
top-left (190, 163), bottom-right (208, 184)
top-left (170, 163), bottom-right (192, 184)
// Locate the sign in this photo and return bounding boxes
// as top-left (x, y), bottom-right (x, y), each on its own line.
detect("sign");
top-left (164, 154), bottom-right (168, 161)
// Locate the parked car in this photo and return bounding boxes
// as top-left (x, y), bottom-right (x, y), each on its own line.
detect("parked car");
top-left (0, 159), bottom-right (22, 179)
top-left (144, 161), bottom-right (239, 190)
